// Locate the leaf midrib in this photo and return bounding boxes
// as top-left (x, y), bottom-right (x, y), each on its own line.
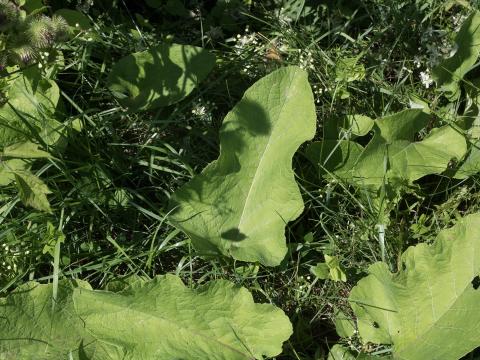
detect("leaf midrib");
top-left (236, 70), bottom-right (298, 232)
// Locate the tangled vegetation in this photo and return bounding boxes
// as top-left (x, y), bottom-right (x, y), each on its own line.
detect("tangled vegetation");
top-left (1, 0), bottom-right (480, 359)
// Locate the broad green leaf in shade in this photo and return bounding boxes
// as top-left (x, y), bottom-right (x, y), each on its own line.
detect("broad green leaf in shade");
top-left (168, 66), bottom-right (316, 266)
top-left (55, 9), bottom-right (91, 30)
top-left (145, 0), bottom-right (162, 8)
top-left (349, 213), bottom-right (480, 360)
top-left (461, 78), bottom-right (480, 137)
top-left (432, 11), bottom-right (480, 99)
top-left (0, 281), bottom-right (97, 359)
top-left (305, 140), bottom-right (364, 179)
top-left (165, 0), bottom-right (190, 17)
top-left (386, 124), bottom-right (466, 183)
top-left (453, 79), bottom-right (480, 179)
top-left (0, 73), bottom-right (62, 147)
top-left (107, 43), bottom-right (216, 111)
top-left (0, 142), bottom-right (51, 186)
top-left (14, 170), bottom-right (52, 213)
top-left (455, 141), bottom-right (480, 178)
top-left (73, 274), bottom-right (293, 359)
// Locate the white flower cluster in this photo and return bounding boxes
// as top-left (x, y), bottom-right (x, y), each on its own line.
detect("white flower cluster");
top-left (312, 84), bottom-right (329, 103)
top-left (298, 49), bottom-right (315, 70)
top-left (233, 26), bottom-right (257, 55)
top-left (190, 99), bottom-right (216, 122)
top-left (0, 239), bottom-right (31, 280)
top-left (419, 69), bottom-right (433, 89)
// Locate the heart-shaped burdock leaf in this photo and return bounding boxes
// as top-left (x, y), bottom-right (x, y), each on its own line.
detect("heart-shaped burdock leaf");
top-left (169, 66), bottom-right (316, 266)
top-left (107, 43), bottom-right (215, 111)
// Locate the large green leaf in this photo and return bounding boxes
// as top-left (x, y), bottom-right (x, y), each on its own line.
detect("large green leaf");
top-left (349, 213), bottom-right (480, 360)
top-left (0, 281), bottom-right (97, 359)
top-left (107, 43), bottom-right (215, 111)
top-left (74, 274), bottom-right (292, 359)
top-left (1, 276), bottom-right (291, 359)
top-left (0, 73), bottom-right (62, 187)
top-left (169, 66), bottom-right (316, 266)
top-left (307, 110), bottom-right (466, 191)
top-left (0, 73), bottom-right (62, 147)
top-left (432, 11), bottom-right (480, 99)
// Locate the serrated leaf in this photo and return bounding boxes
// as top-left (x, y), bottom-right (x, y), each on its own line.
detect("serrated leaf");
top-left (2, 141), bottom-right (51, 158)
top-left (169, 66), bottom-right (316, 266)
top-left (349, 213), bottom-right (480, 360)
top-left (0, 158), bottom-right (28, 186)
top-left (107, 43), bottom-right (216, 111)
top-left (432, 11), bottom-right (480, 99)
top-left (14, 170), bottom-right (52, 213)
top-left (0, 73), bottom-right (61, 147)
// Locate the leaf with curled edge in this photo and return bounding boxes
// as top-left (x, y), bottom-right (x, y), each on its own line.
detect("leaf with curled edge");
top-left (168, 66), bottom-right (316, 266)
top-left (349, 213), bottom-right (480, 360)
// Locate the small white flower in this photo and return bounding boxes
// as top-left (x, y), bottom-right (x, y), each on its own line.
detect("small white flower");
top-left (420, 70), bottom-right (433, 89)
top-left (413, 56), bottom-right (422, 68)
